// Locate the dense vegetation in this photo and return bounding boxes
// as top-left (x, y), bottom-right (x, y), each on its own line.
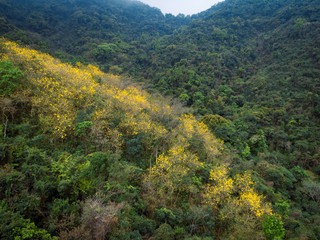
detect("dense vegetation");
top-left (0, 39), bottom-right (281, 239)
top-left (0, 0), bottom-right (191, 72)
top-left (0, 0), bottom-right (319, 239)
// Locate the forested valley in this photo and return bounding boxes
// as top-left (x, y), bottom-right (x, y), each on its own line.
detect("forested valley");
top-left (0, 0), bottom-right (319, 239)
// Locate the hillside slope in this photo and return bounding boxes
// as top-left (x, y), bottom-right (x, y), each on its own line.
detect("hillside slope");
top-left (0, 0), bottom-right (320, 239)
top-left (145, 0), bottom-right (320, 169)
top-left (0, 39), bottom-right (284, 239)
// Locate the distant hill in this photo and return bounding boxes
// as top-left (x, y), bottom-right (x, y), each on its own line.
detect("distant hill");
top-left (0, 0), bottom-right (191, 68)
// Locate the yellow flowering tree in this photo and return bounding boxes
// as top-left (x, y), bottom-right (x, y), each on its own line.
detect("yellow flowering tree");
top-left (175, 114), bottom-right (223, 162)
top-left (144, 145), bottom-right (204, 207)
top-left (0, 38), bottom-right (172, 149)
top-left (203, 165), bottom-right (235, 207)
top-left (203, 168), bottom-right (275, 239)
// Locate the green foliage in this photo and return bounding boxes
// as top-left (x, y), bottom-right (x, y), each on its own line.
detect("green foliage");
top-left (0, 60), bottom-right (23, 96)
top-left (153, 223), bottom-right (175, 240)
top-left (262, 215), bottom-right (285, 240)
top-left (249, 130), bottom-right (267, 155)
top-left (290, 166), bottom-right (308, 182)
top-left (201, 114), bottom-right (229, 132)
top-left (124, 135), bottom-right (144, 166)
top-left (85, 151), bottom-right (119, 179)
top-left (265, 167), bottom-right (297, 194)
top-left (179, 93), bottom-right (191, 103)
top-left (153, 208), bottom-right (178, 226)
top-left (51, 154), bottom-right (92, 198)
top-left (0, 201), bottom-right (57, 240)
top-left (94, 43), bottom-right (117, 62)
top-left (13, 221), bottom-right (57, 240)
top-left (0, 164), bottom-right (25, 199)
top-left (0, 0), bottom-right (320, 238)
top-left (74, 121), bottom-right (92, 137)
top-left (48, 198), bottom-right (80, 221)
top-left (274, 200), bottom-right (290, 219)
top-left (110, 65), bottom-right (123, 75)
top-left (110, 230), bottom-right (142, 240)
top-left (241, 143), bottom-right (251, 158)
top-left (131, 215), bottom-right (156, 235)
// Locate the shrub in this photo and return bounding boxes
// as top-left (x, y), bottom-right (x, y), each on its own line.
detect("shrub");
top-left (153, 223), bottom-right (175, 240)
top-left (74, 121), bottom-right (93, 137)
top-left (0, 60), bottom-right (23, 96)
top-left (85, 151), bottom-right (119, 179)
top-left (262, 215), bottom-right (285, 240)
top-left (274, 200), bottom-right (290, 219)
top-left (0, 201), bottom-right (57, 240)
top-left (201, 114), bottom-right (228, 132)
top-left (290, 166), bottom-right (308, 182)
top-left (153, 208), bottom-right (182, 225)
top-left (131, 215), bottom-right (156, 235)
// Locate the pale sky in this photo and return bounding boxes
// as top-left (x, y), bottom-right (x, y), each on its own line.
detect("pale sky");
top-left (139, 0), bottom-right (224, 16)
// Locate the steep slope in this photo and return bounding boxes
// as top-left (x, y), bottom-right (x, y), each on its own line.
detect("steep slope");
top-left (0, 39), bottom-right (282, 239)
top-left (0, 0), bottom-right (320, 238)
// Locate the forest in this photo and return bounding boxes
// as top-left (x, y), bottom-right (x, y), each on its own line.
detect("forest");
top-left (0, 0), bottom-right (319, 239)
